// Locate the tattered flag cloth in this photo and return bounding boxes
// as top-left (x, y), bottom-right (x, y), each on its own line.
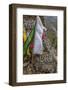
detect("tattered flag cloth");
top-left (23, 26), bottom-right (35, 57)
top-left (23, 16), bottom-right (47, 56)
top-left (33, 16), bottom-right (44, 54)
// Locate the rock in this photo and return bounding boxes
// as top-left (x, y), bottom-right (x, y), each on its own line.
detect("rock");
top-left (23, 62), bottom-right (29, 67)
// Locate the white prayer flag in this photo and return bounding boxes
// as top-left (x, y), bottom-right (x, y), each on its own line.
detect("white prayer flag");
top-left (33, 16), bottom-right (44, 54)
